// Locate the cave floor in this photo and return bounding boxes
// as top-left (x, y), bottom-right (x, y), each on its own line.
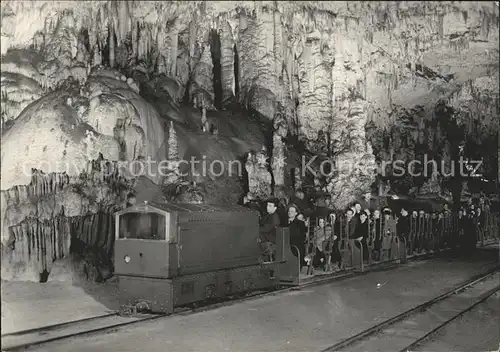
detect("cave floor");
top-left (11, 247), bottom-right (498, 352)
top-left (1, 277), bottom-right (119, 335)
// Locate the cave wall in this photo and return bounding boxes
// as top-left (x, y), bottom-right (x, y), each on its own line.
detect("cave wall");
top-left (1, 1), bottom-right (498, 281)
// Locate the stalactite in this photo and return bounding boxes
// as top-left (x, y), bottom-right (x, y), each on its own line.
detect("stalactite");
top-left (156, 24), bottom-right (166, 74)
top-left (165, 121), bottom-right (180, 184)
top-left (271, 133), bottom-right (286, 192)
top-left (169, 31), bottom-right (178, 78)
top-left (220, 20), bottom-right (235, 106)
top-left (109, 22), bottom-right (115, 68)
top-left (131, 20), bottom-right (138, 62)
top-left (116, 0), bottom-right (130, 45)
top-left (137, 23), bottom-right (147, 62)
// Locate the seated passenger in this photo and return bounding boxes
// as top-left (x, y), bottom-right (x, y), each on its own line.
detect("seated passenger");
top-left (312, 218), bottom-right (327, 270)
top-left (243, 194), bottom-right (262, 218)
top-left (354, 202), bottom-right (363, 220)
top-left (346, 208), bottom-right (359, 241)
top-left (397, 207), bottom-right (410, 242)
top-left (354, 212), bottom-right (369, 263)
top-left (287, 205), bottom-right (307, 268)
top-left (372, 209), bottom-right (382, 261)
top-left (258, 198), bottom-right (281, 262)
top-left (381, 208), bottom-right (395, 261)
top-left (277, 198), bottom-right (289, 226)
top-left (290, 190), bottom-right (309, 216)
top-left (328, 212), bottom-right (342, 270)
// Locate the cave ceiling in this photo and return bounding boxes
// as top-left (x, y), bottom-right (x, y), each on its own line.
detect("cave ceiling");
top-left (0, 1), bottom-right (499, 192)
top-left (1, 2), bottom-right (498, 112)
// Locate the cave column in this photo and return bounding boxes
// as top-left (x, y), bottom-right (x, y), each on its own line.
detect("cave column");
top-left (273, 7), bottom-right (283, 103)
top-left (236, 9), bottom-right (277, 120)
top-left (169, 30), bottom-right (178, 79)
top-left (219, 21), bottom-right (235, 107)
top-left (109, 23), bottom-right (115, 68)
top-left (156, 25), bottom-right (167, 74)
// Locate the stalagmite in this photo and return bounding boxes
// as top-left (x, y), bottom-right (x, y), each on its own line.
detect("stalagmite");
top-left (271, 133), bottom-right (286, 193)
top-left (165, 121), bottom-right (180, 184)
top-left (109, 22), bottom-right (115, 68)
top-left (293, 168), bottom-right (302, 191)
top-left (169, 31), bottom-right (178, 78)
top-left (220, 20), bottom-right (235, 106)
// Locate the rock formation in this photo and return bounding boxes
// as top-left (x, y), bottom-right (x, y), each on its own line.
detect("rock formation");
top-left (245, 149), bottom-right (272, 200)
top-left (1, 1), bottom-right (498, 282)
top-left (165, 121), bottom-right (180, 184)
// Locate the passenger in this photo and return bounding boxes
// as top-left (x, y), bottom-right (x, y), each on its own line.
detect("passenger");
top-left (345, 208), bottom-right (359, 241)
top-left (397, 207), bottom-right (410, 243)
top-left (457, 209), bottom-right (464, 233)
top-left (243, 194), bottom-right (262, 218)
top-left (372, 209), bottom-right (382, 261)
top-left (328, 212), bottom-right (342, 270)
top-left (312, 218), bottom-right (327, 270)
top-left (423, 212), bottom-right (431, 252)
top-left (354, 202), bottom-right (363, 220)
top-left (258, 198), bottom-right (281, 262)
top-left (315, 196), bottom-right (332, 218)
top-left (354, 212), bottom-right (369, 263)
top-left (290, 189), bottom-right (309, 216)
top-left (476, 207), bottom-right (484, 243)
top-left (431, 212), bottom-right (440, 250)
top-left (287, 205), bottom-right (307, 268)
top-left (364, 208), bottom-right (373, 254)
top-left (381, 208), bottom-right (395, 261)
top-left (442, 210), bottom-right (451, 247)
top-left (360, 193), bottom-right (372, 211)
top-left (324, 196), bottom-right (335, 213)
top-left (416, 210), bottom-right (425, 253)
top-left (443, 203), bottom-right (450, 214)
top-left (437, 212), bottom-right (445, 249)
top-left (467, 209), bottom-right (477, 251)
top-left (277, 198), bottom-right (289, 226)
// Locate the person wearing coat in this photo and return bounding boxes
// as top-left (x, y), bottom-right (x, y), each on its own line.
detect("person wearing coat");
top-left (372, 209), bottom-right (382, 261)
top-left (381, 208), bottom-right (396, 261)
top-left (312, 218), bottom-right (327, 270)
top-left (327, 212), bottom-right (342, 270)
top-left (287, 204), bottom-right (307, 268)
top-left (354, 212), bottom-right (370, 262)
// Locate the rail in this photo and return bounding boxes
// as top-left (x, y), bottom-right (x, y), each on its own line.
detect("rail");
top-left (320, 266), bottom-right (500, 352)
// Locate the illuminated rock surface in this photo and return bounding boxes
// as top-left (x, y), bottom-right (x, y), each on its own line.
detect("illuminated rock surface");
top-left (0, 1), bottom-right (498, 281)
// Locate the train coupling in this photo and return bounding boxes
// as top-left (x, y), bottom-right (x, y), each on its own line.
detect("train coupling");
top-left (119, 300), bottom-right (152, 316)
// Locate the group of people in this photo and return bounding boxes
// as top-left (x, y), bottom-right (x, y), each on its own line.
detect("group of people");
top-left (248, 189), bottom-right (495, 274)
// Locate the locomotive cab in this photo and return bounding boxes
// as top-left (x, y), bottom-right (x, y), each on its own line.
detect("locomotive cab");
top-left (114, 201), bottom-right (282, 315)
top-left (115, 203), bottom-right (175, 279)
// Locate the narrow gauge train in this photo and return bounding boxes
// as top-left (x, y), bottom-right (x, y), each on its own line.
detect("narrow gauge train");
top-left (114, 200), bottom-right (498, 315)
top-left (115, 201), bottom-right (307, 315)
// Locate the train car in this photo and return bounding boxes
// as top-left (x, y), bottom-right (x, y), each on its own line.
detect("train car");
top-left (114, 201), bottom-right (290, 314)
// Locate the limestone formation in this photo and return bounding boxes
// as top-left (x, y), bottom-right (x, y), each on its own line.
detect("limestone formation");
top-left (165, 121), bottom-right (180, 184)
top-left (246, 151), bottom-right (272, 200)
top-left (271, 133), bottom-right (286, 193)
top-left (418, 170), bottom-right (442, 197)
top-left (0, 1), bottom-right (498, 282)
top-left (293, 168), bottom-right (303, 191)
top-left (460, 180), bottom-right (472, 201)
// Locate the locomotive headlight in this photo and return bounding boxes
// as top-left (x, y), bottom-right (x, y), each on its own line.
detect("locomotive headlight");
top-left (124, 255), bottom-right (131, 263)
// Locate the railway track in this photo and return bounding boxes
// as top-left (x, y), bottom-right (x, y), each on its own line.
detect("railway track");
top-left (1, 256), bottom-right (496, 351)
top-left (0, 268), bottom-right (355, 351)
top-left (321, 266), bottom-right (500, 352)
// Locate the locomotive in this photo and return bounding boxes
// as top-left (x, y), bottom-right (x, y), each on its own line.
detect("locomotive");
top-left (114, 201), bottom-right (419, 315)
top-left (114, 201), bottom-right (303, 314)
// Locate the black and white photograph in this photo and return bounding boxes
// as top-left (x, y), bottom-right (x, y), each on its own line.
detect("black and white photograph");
top-left (0, 1), bottom-right (499, 351)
